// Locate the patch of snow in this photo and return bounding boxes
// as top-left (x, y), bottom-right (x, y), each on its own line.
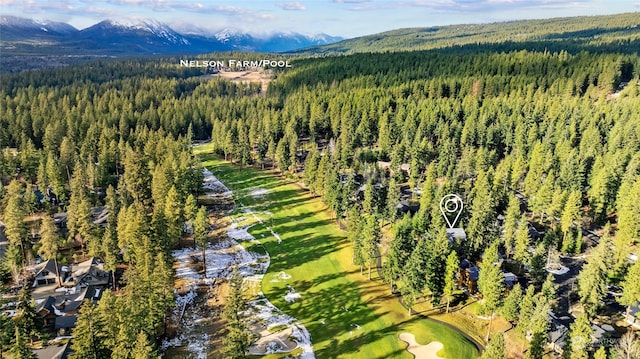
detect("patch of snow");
top-left (202, 168), bottom-right (233, 198)
top-left (227, 224), bottom-right (255, 242)
top-left (271, 230), bottom-right (282, 244)
top-left (284, 291), bottom-right (301, 303)
top-left (270, 271), bottom-right (292, 283)
top-left (546, 265), bottom-right (570, 275)
top-left (165, 176), bottom-right (314, 358)
top-left (249, 188), bottom-right (269, 198)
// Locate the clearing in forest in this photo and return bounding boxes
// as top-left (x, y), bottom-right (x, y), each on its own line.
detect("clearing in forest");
top-left (196, 145), bottom-right (479, 359)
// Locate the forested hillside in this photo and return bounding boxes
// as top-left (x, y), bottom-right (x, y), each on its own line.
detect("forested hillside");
top-left (1, 36), bottom-right (640, 357)
top-left (300, 12), bottom-right (640, 55)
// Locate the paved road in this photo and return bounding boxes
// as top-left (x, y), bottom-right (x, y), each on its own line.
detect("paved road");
top-left (553, 256), bottom-right (584, 327)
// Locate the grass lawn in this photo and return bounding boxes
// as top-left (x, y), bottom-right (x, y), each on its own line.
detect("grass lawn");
top-left (197, 147), bottom-right (480, 358)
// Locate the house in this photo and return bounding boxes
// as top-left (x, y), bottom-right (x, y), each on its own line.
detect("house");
top-left (33, 260), bottom-right (68, 287)
top-left (33, 342), bottom-right (70, 359)
top-left (395, 201), bottom-right (420, 215)
top-left (35, 296), bottom-right (59, 328)
top-left (53, 212), bottom-right (67, 229)
top-left (503, 272), bottom-right (518, 287)
top-left (55, 285), bottom-right (101, 314)
top-left (54, 315), bottom-right (77, 335)
top-left (91, 206), bottom-right (109, 227)
top-left (67, 257), bottom-right (109, 287)
top-left (446, 228), bottom-right (467, 243)
top-left (377, 161), bottom-right (410, 176)
top-left (548, 318), bottom-right (569, 354)
top-left (459, 259), bottom-right (479, 294)
top-left (625, 304), bottom-right (640, 329)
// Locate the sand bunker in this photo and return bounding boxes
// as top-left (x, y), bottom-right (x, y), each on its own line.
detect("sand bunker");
top-left (398, 333), bottom-right (445, 359)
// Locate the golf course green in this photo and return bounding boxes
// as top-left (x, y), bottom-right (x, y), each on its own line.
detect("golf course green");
top-left (197, 146), bottom-right (480, 359)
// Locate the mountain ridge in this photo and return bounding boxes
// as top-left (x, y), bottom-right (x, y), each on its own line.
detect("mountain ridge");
top-left (0, 15), bottom-right (342, 57)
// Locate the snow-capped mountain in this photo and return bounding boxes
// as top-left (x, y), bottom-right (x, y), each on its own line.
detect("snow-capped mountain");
top-left (0, 16), bottom-right (343, 55)
top-left (0, 15), bottom-right (78, 40)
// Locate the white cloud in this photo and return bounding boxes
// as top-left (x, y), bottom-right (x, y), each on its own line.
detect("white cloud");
top-left (276, 2), bottom-right (306, 11)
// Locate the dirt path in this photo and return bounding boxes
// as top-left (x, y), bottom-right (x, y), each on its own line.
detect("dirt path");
top-left (399, 333), bottom-right (445, 359)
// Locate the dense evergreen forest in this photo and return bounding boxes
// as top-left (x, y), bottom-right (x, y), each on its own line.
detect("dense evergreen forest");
top-left (301, 12), bottom-right (640, 55)
top-left (1, 31), bottom-right (640, 358)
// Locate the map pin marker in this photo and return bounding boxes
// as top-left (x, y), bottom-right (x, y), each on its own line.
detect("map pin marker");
top-left (439, 194), bottom-right (464, 229)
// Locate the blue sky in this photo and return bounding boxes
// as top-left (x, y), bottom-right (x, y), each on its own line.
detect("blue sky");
top-left (1, 0), bottom-right (639, 38)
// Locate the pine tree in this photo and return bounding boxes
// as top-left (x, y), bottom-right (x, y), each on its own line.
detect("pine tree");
top-left (593, 346), bottom-right (607, 359)
top-left (71, 300), bottom-right (109, 359)
top-left (617, 177), bottom-right (640, 245)
top-left (15, 288), bottom-right (38, 344)
top-left (67, 162), bottom-right (94, 256)
top-left (503, 195), bottom-right (520, 259)
top-left (362, 180), bottom-right (376, 216)
top-left (163, 185), bottom-right (183, 247)
top-left (385, 177), bottom-right (400, 224)
top-left (541, 273), bottom-right (556, 305)
top-left (478, 241), bottom-right (505, 340)
top-left (130, 331), bottom-right (159, 359)
top-left (467, 170), bottom-right (497, 252)
top-left (222, 270), bottom-right (251, 359)
top-left (426, 228), bottom-right (450, 304)
top-left (620, 259), bottom-right (640, 321)
top-left (383, 215), bottom-right (414, 292)
top-left (443, 250), bottom-right (460, 313)
top-left (561, 190), bottom-right (582, 244)
top-left (513, 216), bottom-right (531, 270)
top-left (4, 244), bottom-right (23, 284)
top-left (7, 326), bottom-right (35, 359)
top-left (37, 214), bottom-right (61, 286)
top-left (102, 186), bottom-right (120, 289)
top-left (402, 236), bottom-right (430, 309)
top-left (363, 214), bottom-right (380, 280)
top-left (517, 285), bottom-right (536, 338)
top-left (501, 283), bottom-right (522, 322)
top-left (566, 313), bottom-right (593, 359)
top-left (481, 332), bottom-right (506, 359)
top-left (578, 235), bottom-right (611, 317)
top-left (3, 180), bottom-right (27, 258)
top-left (193, 206), bottom-right (209, 278)
top-left (303, 145), bottom-right (319, 194)
top-left (347, 207), bottom-right (365, 270)
top-left (414, 164), bottom-right (436, 232)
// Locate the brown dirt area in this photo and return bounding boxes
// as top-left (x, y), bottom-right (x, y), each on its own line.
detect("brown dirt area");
top-left (200, 70), bottom-right (271, 94)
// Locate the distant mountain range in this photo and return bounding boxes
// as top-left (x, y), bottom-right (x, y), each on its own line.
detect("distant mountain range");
top-left (0, 16), bottom-right (343, 56)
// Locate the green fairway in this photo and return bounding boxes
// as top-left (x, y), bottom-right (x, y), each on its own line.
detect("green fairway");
top-left (198, 149), bottom-right (480, 359)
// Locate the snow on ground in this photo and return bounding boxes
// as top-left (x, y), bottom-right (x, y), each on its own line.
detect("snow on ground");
top-left (546, 265), bottom-right (570, 275)
top-left (271, 230), bottom-right (282, 244)
top-left (270, 271), bottom-right (292, 283)
top-left (246, 298), bottom-right (314, 358)
top-left (284, 290), bottom-right (302, 303)
top-left (248, 188), bottom-right (269, 198)
top-left (202, 168), bottom-right (233, 199)
top-left (164, 176), bottom-right (314, 358)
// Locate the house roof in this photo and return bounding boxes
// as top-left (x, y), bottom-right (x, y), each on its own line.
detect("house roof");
top-left (34, 259), bottom-right (64, 278)
top-left (446, 228), bottom-right (467, 241)
top-left (54, 316), bottom-right (77, 329)
top-left (35, 296), bottom-right (56, 314)
top-left (72, 257), bottom-right (99, 279)
top-left (466, 266), bottom-right (480, 281)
